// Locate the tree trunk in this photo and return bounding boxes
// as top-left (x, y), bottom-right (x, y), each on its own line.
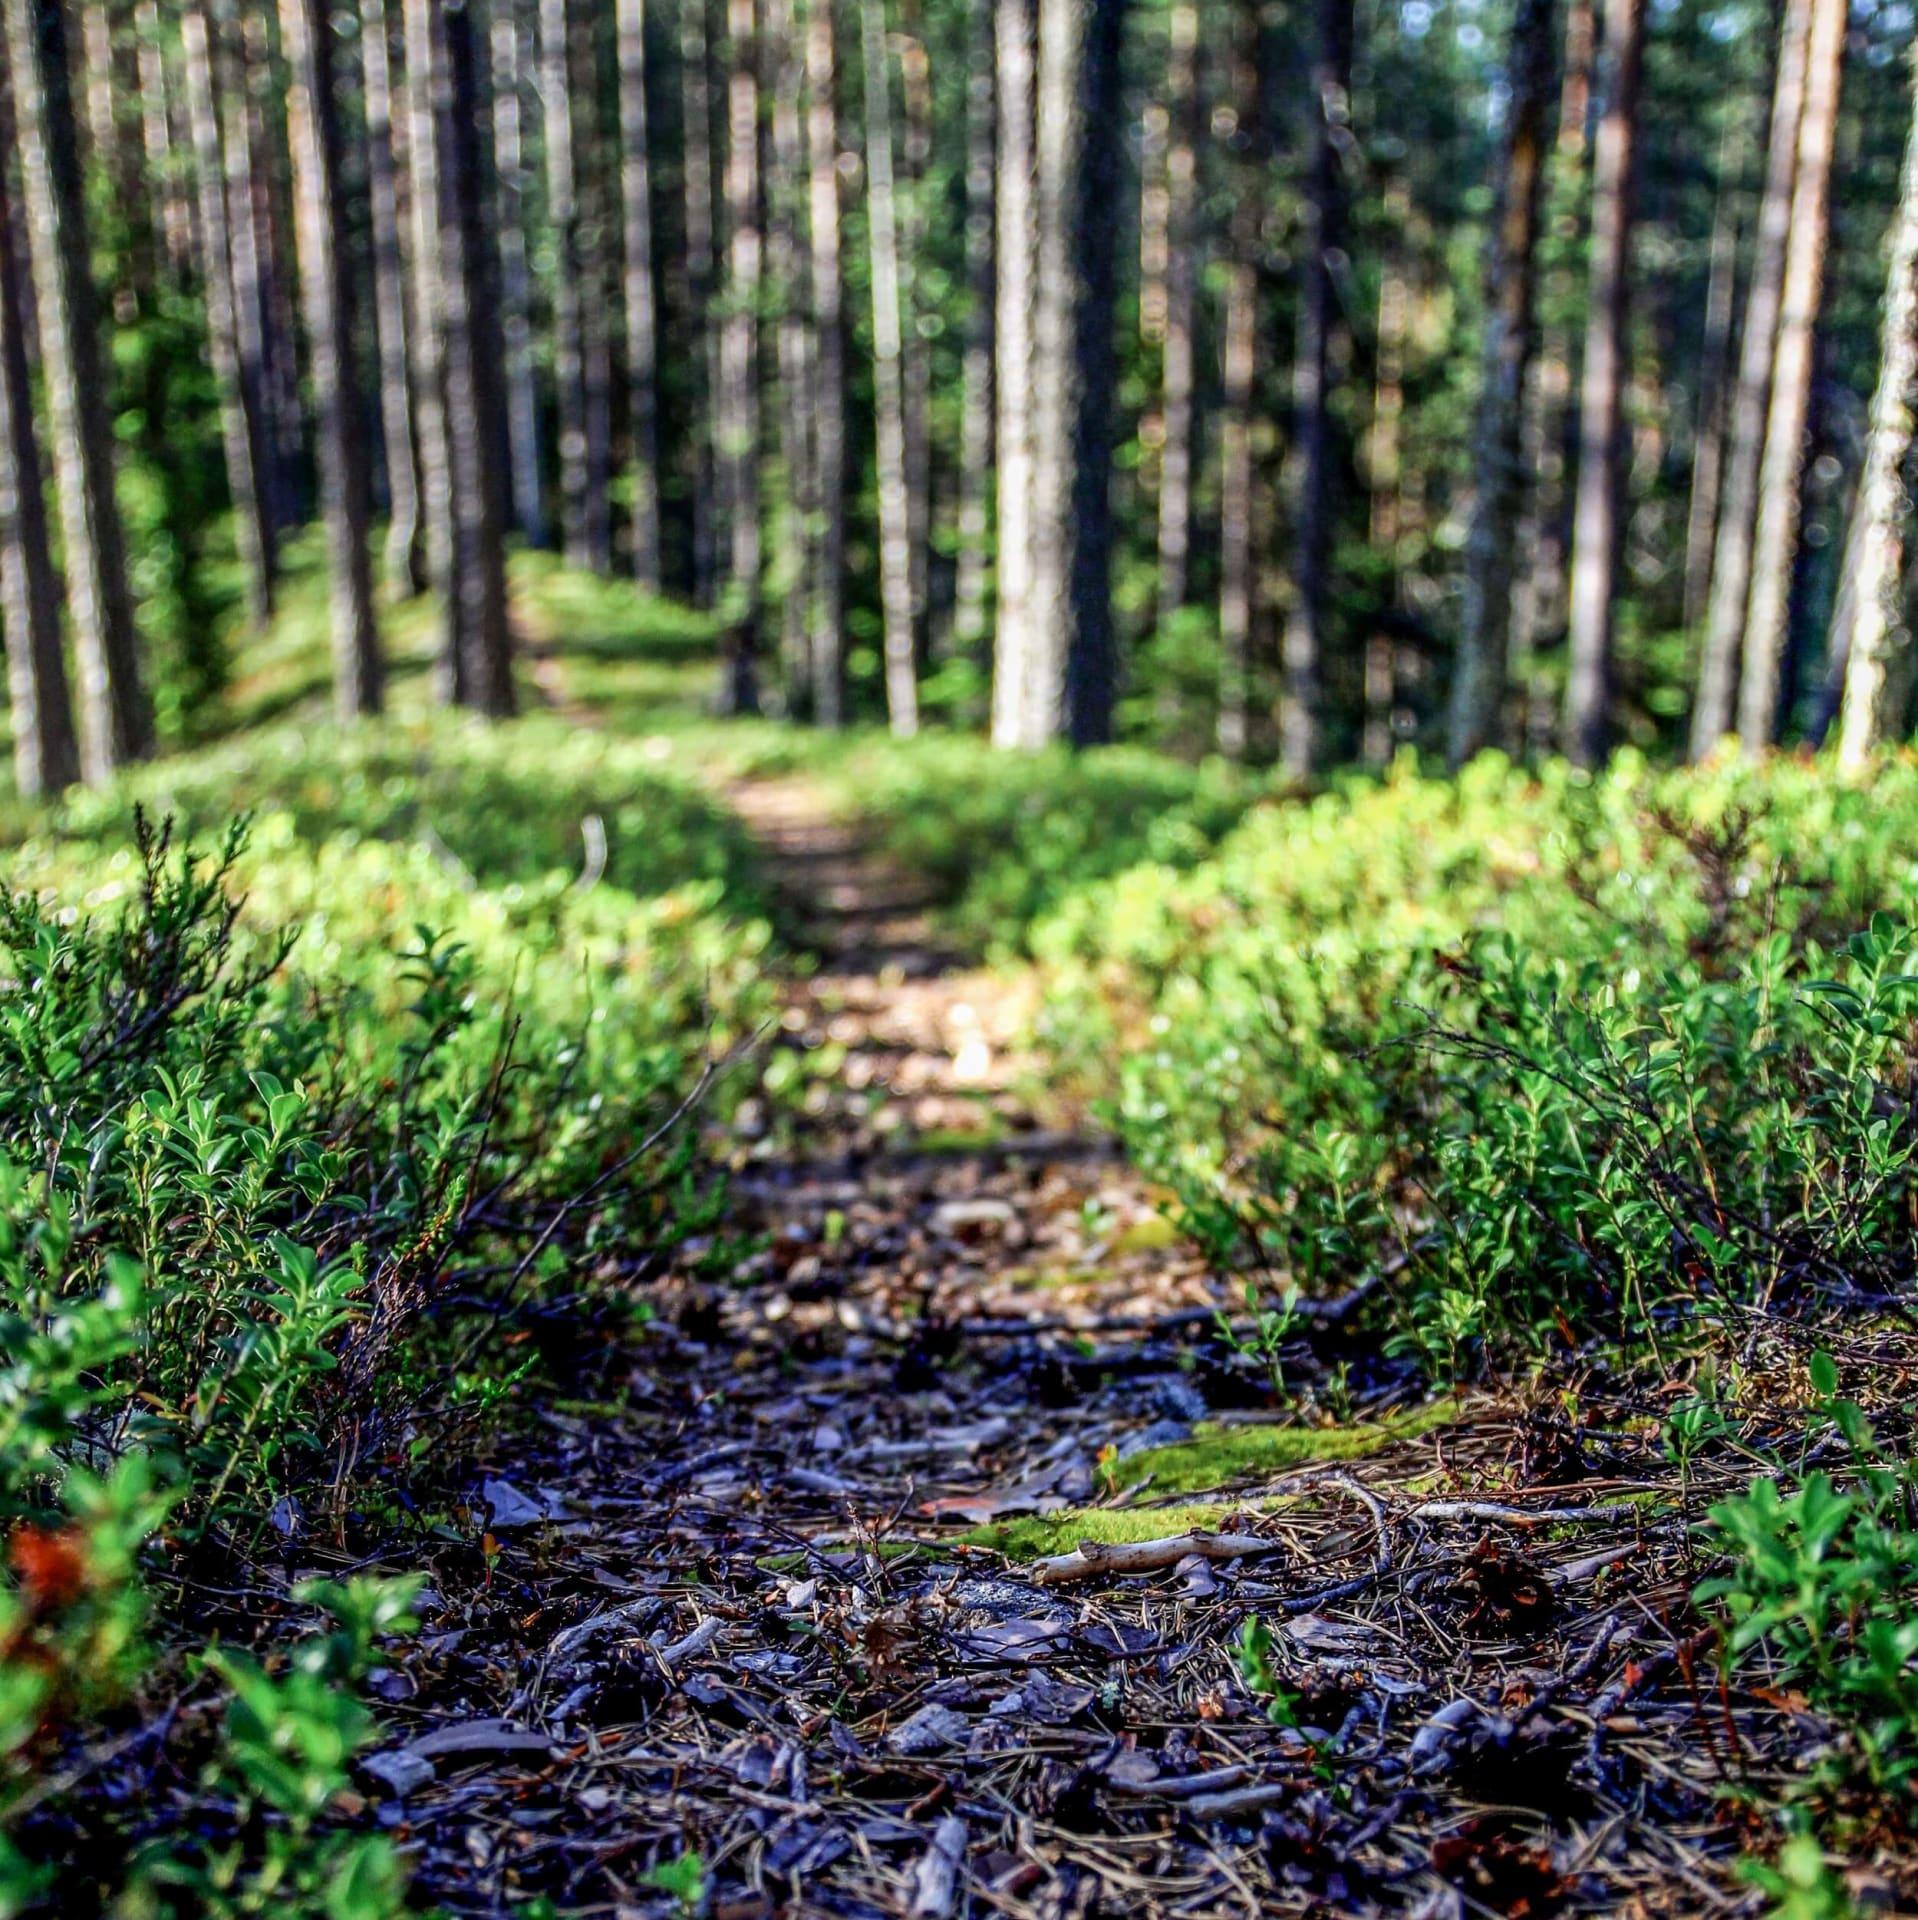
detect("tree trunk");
top-left (424, 0), bottom-right (515, 713)
top-left (1835, 51), bottom-right (1918, 772)
top-left (1215, 0), bottom-right (1261, 760)
top-left (988, 0), bottom-right (1036, 746)
top-left (803, 0), bottom-right (846, 721)
top-left (1691, 0), bottom-right (1810, 755)
top-left (1560, 0), bottom-right (1643, 769)
top-left (543, 0), bottom-right (595, 573)
top-left (1679, 117), bottom-right (1744, 637)
top-left (5, 0), bottom-right (150, 780)
top-left (1025, 0), bottom-right (1124, 746)
top-left (242, 13), bottom-right (304, 525)
top-left (1361, 186), bottom-right (1410, 768)
top-left (1278, 0), bottom-right (1352, 775)
top-left (765, 0), bottom-right (812, 698)
top-left (681, 0), bottom-right (719, 606)
top-left (182, 2), bottom-right (276, 630)
top-left (1446, 0), bottom-right (1554, 766)
top-left (0, 19), bottom-right (76, 796)
top-left (279, 0), bottom-right (382, 717)
top-left (862, 0), bottom-right (918, 734)
top-left (617, 0), bottom-right (662, 588)
top-left (952, 0), bottom-right (993, 661)
top-left (716, 0), bottom-right (761, 712)
top-left (135, 0), bottom-right (194, 279)
top-left (402, 0), bottom-right (457, 692)
top-left (1152, 0), bottom-right (1199, 622)
top-left (359, 0), bottom-right (423, 596)
top-left (1736, 0), bottom-right (1844, 749)
top-left (897, 5), bottom-right (930, 648)
top-left (490, 0), bottom-right (544, 547)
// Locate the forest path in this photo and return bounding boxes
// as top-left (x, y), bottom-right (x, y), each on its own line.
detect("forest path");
top-left (374, 779), bottom-right (1710, 1918)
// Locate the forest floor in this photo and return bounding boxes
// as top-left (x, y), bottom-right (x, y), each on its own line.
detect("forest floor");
top-left (346, 777), bottom-right (1862, 1920)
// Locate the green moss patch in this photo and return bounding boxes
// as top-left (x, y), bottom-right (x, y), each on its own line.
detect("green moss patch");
top-left (1120, 1400), bottom-right (1456, 1497)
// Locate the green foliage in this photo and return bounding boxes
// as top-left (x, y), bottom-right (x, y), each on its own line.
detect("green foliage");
top-left (1699, 1358), bottom-right (1918, 1798)
top-left (1740, 1835), bottom-right (1859, 1920)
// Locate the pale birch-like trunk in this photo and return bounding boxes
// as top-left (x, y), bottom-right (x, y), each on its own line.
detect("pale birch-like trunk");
top-left (681, 0), bottom-right (720, 605)
top-left (952, 0), bottom-right (994, 659)
top-left (1561, 0), bottom-right (1643, 768)
top-left (618, 0), bottom-right (663, 588)
top-left (765, 0), bottom-right (812, 696)
top-left (1679, 118), bottom-right (1744, 635)
top-left (803, 0), bottom-right (847, 720)
top-left (5, 0), bottom-right (150, 780)
top-left (716, 0), bottom-right (761, 712)
top-left (1446, 0), bottom-right (1554, 766)
top-left (1736, 0), bottom-right (1844, 749)
top-left (1152, 0), bottom-right (1199, 621)
top-left (1691, 0), bottom-right (1811, 755)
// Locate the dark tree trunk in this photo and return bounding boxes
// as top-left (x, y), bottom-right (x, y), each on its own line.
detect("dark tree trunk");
top-left (715, 0), bottom-right (760, 712)
top-left (360, 0), bottom-right (423, 596)
top-left (1278, 0), bottom-right (1352, 775)
top-left (490, 0), bottom-right (544, 547)
top-left (1153, 0), bottom-right (1198, 622)
top-left (681, 0), bottom-right (720, 606)
top-left (427, 0), bottom-right (516, 713)
top-left (618, 0), bottom-right (662, 588)
top-left (803, 0), bottom-right (846, 721)
top-left (1446, 0), bottom-right (1555, 765)
top-left (1561, 0), bottom-right (1643, 768)
top-left (952, 0), bottom-right (994, 660)
top-left (1027, 0), bottom-right (1125, 746)
top-left (183, 0), bottom-right (277, 628)
top-left (765, 0), bottom-right (812, 696)
top-left (0, 21), bottom-right (76, 795)
top-left (1692, 0), bottom-right (1809, 755)
top-left (279, 0), bottom-right (382, 716)
top-left (5, 0), bottom-right (150, 781)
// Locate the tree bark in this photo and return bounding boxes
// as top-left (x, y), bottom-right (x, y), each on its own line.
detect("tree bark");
top-left (681, 0), bottom-right (720, 606)
top-left (490, 0), bottom-right (544, 547)
top-left (279, 0), bottom-right (382, 717)
top-left (1025, 0), bottom-right (1124, 747)
top-left (1736, 0), bottom-right (1844, 749)
top-left (617, 0), bottom-right (662, 588)
top-left (0, 20), bottom-right (76, 796)
top-left (5, 0), bottom-right (150, 781)
top-left (135, 0), bottom-right (194, 279)
top-left (1835, 51), bottom-right (1918, 773)
top-left (862, 0), bottom-right (918, 735)
top-left (241, 12), bottom-right (304, 526)
top-left (716, 0), bottom-right (761, 712)
top-left (952, 0), bottom-right (993, 661)
top-left (1560, 0), bottom-right (1643, 769)
top-left (360, 0), bottom-right (423, 596)
top-left (765, 0), bottom-right (811, 697)
top-left (898, 3), bottom-right (930, 647)
top-left (1446, 0), bottom-right (1554, 766)
top-left (423, 0), bottom-right (515, 713)
top-left (1679, 117), bottom-right (1744, 637)
top-left (182, 1), bottom-right (276, 629)
top-left (803, 0), bottom-right (846, 721)
top-left (1278, 0), bottom-right (1352, 776)
top-left (988, 0), bottom-right (1036, 746)
top-left (1691, 0), bottom-right (1810, 755)
top-left (1152, 0), bottom-right (1199, 622)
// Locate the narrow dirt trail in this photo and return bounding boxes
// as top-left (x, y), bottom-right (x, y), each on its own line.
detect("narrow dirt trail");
top-left (369, 785), bottom-right (1718, 1918)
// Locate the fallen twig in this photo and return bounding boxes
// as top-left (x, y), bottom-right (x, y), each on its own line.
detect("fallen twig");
top-left (1031, 1529), bottom-right (1277, 1586)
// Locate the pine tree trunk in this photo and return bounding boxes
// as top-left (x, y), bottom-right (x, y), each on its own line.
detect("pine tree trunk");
top-left (716, 0), bottom-right (761, 711)
top-left (490, 0), bottom-right (544, 547)
top-left (1278, 0), bottom-right (1351, 775)
top-left (542, 0), bottom-right (591, 570)
top-left (1679, 118), bottom-right (1743, 636)
top-left (618, 0), bottom-right (663, 588)
top-left (0, 20), bottom-right (76, 796)
top-left (898, 5), bottom-right (930, 647)
top-left (1446, 0), bottom-right (1554, 766)
top-left (862, 0), bottom-right (918, 735)
top-left (1835, 52), bottom-right (1918, 772)
top-left (242, 12), bottom-right (304, 525)
top-left (1691, 0), bottom-right (1810, 755)
top-left (1561, 0), bottom-right (1643, 768)
top-left (952, 0), bottom-right (994, 660)
top-left (403, 0), bottom-right (458, 695)
top-left (1027, 0), bottom-right (1124, 746)
top-left (360, 0), bottom-right (423, 596)
top-left (987, 0), bottom-right (1036, 747)
top-left (1152, 0), bottom-right (1199, 622)
top-left (5, 0), bottom-right (149, 780)
top-left (765, 0), bottom-right (812, 698)
top-left (1736, 0), bottom-right (1843, 749)
top-left (135, 0), bottom-right (194, 279)
top-left (279, 0), bottom-right (382, 717)
top-left (425, 0), bottom-right (515, 713)
top-left (1362, 177), bottom-right (1411, 768)
top-left (183, 1), bottom-right (276, 628)
top-left (575, 4), bottom-right (613, 574)
top-left (803, 0), bottom-right (846, 721)
top-left (1215, 0), bottom-right (1261, 760)
top-left (681, 0), bottom-right (720, 606)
